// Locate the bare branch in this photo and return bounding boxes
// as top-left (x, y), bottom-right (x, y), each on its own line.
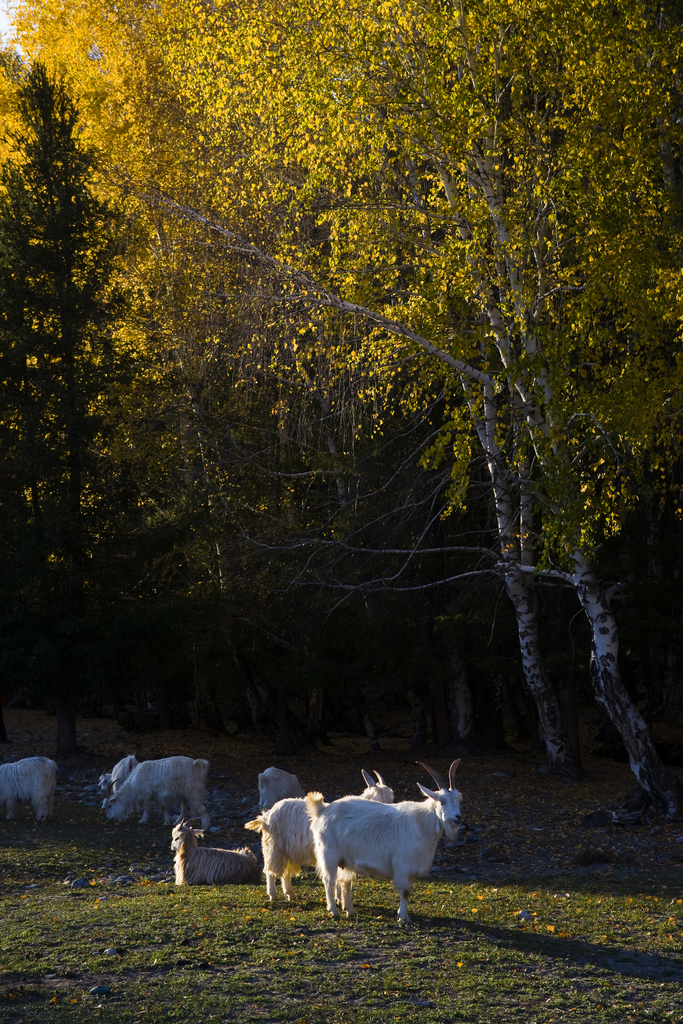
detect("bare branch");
top-left (131, 185), bottom-right (494, 388)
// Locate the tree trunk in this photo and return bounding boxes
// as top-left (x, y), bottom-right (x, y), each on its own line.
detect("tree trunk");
top-left (471, 389), bottom-right (580, 776)
top-left (157, 683), bottom-right (173, 731)
top-left (307, 688), bottom-right (331, 745)
top-left (565, 672), bottom-right (583, 772)
top-left (447, 650), bottom-right (477, 750)
top-left (194, 672), bottom-right (227, 734)
top-left (430, 679), bottom-right (450, 750)
top-left (504, 676), bottom-right (529, 742)
top-left (277, 682), bottom-right (294, 755)
top-left (233, 651), bottom-right (315, 752)
top-left (55, 700), bottom-right (79, 758)
top-left (361, 690), bottom-right (381, 752)
top-left (244, 680), bottom-right (270, 735)
top-left (660, 606), bottom-right (683, 718)
top-left (406, 688), bottom-right (428, 748)
top-left (0, 699), bottom-right (8, 743)
top-left (505, 566), bottom-right (583, 778)
top-left (573, 552), bottom-right (681, 817)
top-left (474, 676), bottom-right (507, 751)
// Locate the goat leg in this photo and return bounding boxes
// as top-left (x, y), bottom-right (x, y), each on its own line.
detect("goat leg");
top-left (338, 871), bottom-right (356, 917)
top-left (281, 870), bottom-right (295, 900)
top-left (394, 876), bottom-right (413, 924)
top-left (321, 865), bottom-right (340, 920)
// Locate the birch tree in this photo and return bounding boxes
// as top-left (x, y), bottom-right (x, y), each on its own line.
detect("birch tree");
top-left (13, 0), bottom-right (683, 805)
top-left (137, 0), bottom-right (683, 804)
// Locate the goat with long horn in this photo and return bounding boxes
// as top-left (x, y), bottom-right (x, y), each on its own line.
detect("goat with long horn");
top-left (306, 759), bottom-right (464, 923)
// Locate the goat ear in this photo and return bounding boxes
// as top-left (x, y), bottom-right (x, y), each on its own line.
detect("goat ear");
top-left (417, 782), bottom-right (443, 802)
top-left (361, 769), bottom-right (374, 788)
top-left (448, 759), bottom-right (462, 789)
top-left (374, 771), bottom-right (386, 787)
top-left (416, 761), bottom-right (447, 791)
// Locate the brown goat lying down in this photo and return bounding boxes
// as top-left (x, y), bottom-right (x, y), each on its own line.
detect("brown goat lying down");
top-left (172, 821), bottom-right (261, 886)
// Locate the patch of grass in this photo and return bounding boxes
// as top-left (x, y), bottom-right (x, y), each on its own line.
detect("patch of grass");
top-left (1, 806), bottom-right (682, 1022)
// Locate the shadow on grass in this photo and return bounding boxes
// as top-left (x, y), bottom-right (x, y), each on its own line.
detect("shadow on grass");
top-left (264, 893), bottom-right (682, 982)
top-left (409, 910), bottom-right (683, 981)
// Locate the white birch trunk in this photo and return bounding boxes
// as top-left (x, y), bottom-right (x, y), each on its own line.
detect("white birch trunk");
top-left (472, 387), bottom-right (580, 777)
top-left (504, 565), bottom-right (581, 778)
top-left (572, 552), bottom-right (681, 817)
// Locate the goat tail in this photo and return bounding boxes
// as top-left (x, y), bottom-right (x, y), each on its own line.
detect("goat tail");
top-left (244, 815), bottom-right (266, 833)
top-left (305, 791), bottom-right (325, 820)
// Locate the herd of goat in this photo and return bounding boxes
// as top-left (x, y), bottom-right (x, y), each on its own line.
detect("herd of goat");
top-left (0, 754), bottom-right (464, 921)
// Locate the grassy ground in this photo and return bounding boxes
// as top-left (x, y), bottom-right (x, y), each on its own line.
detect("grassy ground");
top-left (2, 805), bottom-right (682, 1023)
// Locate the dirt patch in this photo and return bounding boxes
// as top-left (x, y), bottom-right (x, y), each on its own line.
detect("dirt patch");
top-left (2, 707), bottom-right (683, 885)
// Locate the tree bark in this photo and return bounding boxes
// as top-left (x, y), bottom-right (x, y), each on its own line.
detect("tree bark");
top-left (157, 683), bottom-right (173, 731)
top-left (430, 679), bottom-right (451, 750)
top-left (244, 679), bottom-right (270, 735)
top-left (572, 552), bottom-right (681, 817)
top-left (474, 676), bottom-right (508, 751)
top-left (361, 690), bottom-right (381, 752)
top-left (232, 650), bottom-right (315, 752)
top-left (505, 566), bottom-right (582, 778)
top-left (504, 676), bottom-right (529, 742)
top-left (447, 649), bottom-right (477, 750)
top-left (470, 386), bottom-right (580, 777)
top-left (406, 688), bottom-right (428, 748)
top-left (55, 699), bottom-right (79, 758)
top-left (307, 688), bottom-right (331, 745)
top-left (565, 672), bottom-right (582, 772)
top-left (194, 672), bottom-right (227, 734)
top-left (277, 682), bottom-right (294, 756)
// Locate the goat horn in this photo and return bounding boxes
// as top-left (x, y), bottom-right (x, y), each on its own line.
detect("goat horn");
top-left (361, 769), bottom-right (374, 788)
top-left (449, 759), bottom-right (462, 789)
top-left (416, 761), bottom-right (447, 791)
top-left (105, 779), bottom-right (114, 798)
top-left (374, 771), bottom-right (386, 787)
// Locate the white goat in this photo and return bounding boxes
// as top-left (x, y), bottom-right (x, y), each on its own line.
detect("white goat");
top-left (0, 756), bottom-right (57, 821)
top-left (105, 756), bottom-right (210, 829)
top-left (98, 754), bottom-right (139, 808)
top-left (245, 769), bottom-right (394, 903)
top-left (307, 760), bottom-right (463, 923)
top-left (258, 766), bottom-right (304, 810)
top-left (171, 821), bottom-right (261, 885)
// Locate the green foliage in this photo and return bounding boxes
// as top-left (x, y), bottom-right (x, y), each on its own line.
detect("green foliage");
top-left (0, 63), bottom-right (133, 707)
